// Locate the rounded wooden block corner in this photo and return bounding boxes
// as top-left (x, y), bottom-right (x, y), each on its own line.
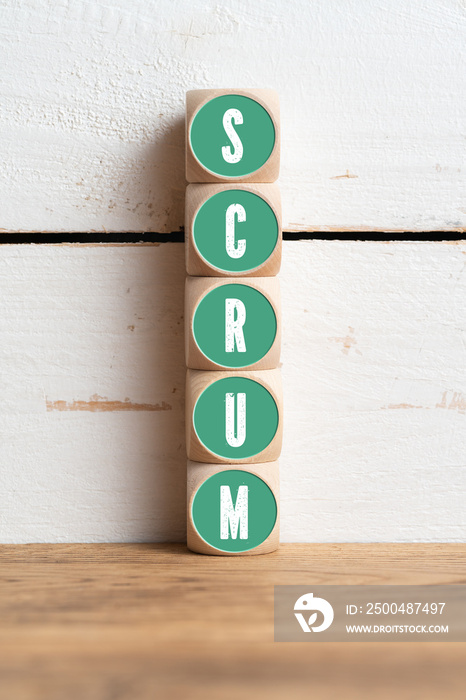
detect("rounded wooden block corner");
top-left (185, 182), bottom-right (282, 277)
top-left (186, 368), bottom-right (283, 464)
top-left (185, 275), bottom-right (281, 371)
top-left (185, 88), bottom-right (280, 183)
top-left (187, 460), bottom-right (280, 556)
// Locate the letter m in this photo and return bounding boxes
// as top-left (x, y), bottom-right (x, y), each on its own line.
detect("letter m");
top-left (220, 485), bottom-right (248, 539)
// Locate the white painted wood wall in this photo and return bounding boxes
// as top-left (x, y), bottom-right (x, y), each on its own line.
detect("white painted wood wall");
top-left (1, 0), bottom-right (465, 542)
top-left (2, 0), bottom-right (465, 233)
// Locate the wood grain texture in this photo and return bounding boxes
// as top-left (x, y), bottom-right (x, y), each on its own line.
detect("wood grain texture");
top-left (0, 544), bottom-right (465, 700)
top-left (185, 182), bottom-right (282, 277)
top-left (1, 241), bottom-right (466, 543)
top-left (186, 88), bottom-right (280, 183)
top-left (0, 0), bottom-right (465, 232)
top-left (186, 368), bottom-right (283, 463)
top-left (185, 275), bottom-right (281, 370)
top-left (186, 460), bottom-right (280, 555)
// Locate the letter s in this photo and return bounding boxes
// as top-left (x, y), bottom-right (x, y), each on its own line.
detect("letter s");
top-left (221, 109), bottom-right (243, 164)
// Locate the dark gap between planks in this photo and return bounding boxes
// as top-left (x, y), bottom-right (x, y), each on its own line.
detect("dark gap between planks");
top-left (0, 232), bottom-right (464, 244)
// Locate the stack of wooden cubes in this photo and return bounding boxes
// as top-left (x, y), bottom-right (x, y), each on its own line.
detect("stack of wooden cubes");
top-left (185, 89), bottom-right (282, 555)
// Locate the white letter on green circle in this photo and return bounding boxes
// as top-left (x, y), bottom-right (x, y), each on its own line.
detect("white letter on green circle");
top-left (225, 392), bottom-right (246, 447)
top-left (225, 203), bottom-right (246, 259)
top-left (221, 109), bottom-right (243, 163)
top-left (220, 485), bottom-right (248, 540)
top-left (225, 298), bottom-right (246, 353)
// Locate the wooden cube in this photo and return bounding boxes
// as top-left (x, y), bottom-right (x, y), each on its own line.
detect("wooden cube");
top-left (185, 276), bottom-right (281, 371)
top-left (186, 89), bottom-right (280, 183)
top-left (185, 183), bottom-right (281, 277)
top-left (187, 460), bottom-right (279, 555)
top-left (186, 368), bottom-right (282, 464)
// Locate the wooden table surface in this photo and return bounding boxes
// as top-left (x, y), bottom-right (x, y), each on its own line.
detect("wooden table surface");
top-left (1, 543), bottom-right (465, 699)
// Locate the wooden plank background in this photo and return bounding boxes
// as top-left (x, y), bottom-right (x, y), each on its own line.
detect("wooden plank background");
top-left (0, 0), bottom-right (465, 233)
top-left (2, 241), bottom-right (465, 542)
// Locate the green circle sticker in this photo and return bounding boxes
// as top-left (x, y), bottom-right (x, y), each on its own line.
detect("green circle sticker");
top-left (193, 284), bottom-right (277, 368)
top-left (192, 470), bottom-right (277, 552)
top-left (189, 95), bottom-right (275, 177)
top-left (193, 189), bottom-right (279, 273)
top-left (193, 377), bottom-right (279, 460)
